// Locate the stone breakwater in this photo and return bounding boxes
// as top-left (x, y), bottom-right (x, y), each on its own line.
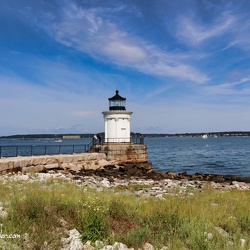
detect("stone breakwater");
top-left (0, 153), bottom-right (152, 175)
top-left (0, 153), bottom-right (114, 174)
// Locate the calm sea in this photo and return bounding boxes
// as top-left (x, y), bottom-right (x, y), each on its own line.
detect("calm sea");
top-left (145, 137), bottom-right (250, 177)
top-left (0, 137), bottom-right (249, 177)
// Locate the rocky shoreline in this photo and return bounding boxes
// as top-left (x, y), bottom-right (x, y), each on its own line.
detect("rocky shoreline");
top-left (1, 163), bottom-right (249, 193)
top-left (1, 153), bottom-right (249, 184)
top-left (67, 163), bottom-right (250, 192)
top-left (70, 162), bottom-right (250, 183)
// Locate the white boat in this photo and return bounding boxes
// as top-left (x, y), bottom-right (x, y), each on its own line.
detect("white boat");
top-left (202, 134), bottom-right (208, 139)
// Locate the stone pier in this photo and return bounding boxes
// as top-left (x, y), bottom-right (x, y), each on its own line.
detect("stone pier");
top-left (0, 153), bottom-right (110, 174)
top-left (89, 143), bottom-right (148, 162)
top-left (0, 143), bottom-right (150, 174)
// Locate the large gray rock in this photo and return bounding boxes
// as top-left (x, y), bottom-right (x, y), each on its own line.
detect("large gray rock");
top-left (143, 243), bottom-right (154, 250)
top-left (61, 229), bottom-right (84, 250)
top-left (214, 227), bottom-right (229, 238)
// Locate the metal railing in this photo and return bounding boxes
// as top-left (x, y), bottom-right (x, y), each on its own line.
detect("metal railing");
top-left (92, 137), bottom-right (144, 145)
top-left (0, 137), bottom-right (145, 158)
top-left (0, 144), bottom-right (91, 158)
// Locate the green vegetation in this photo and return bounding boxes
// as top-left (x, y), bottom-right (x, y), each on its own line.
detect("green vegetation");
top-left (0, 177), bottom-right (249, 249)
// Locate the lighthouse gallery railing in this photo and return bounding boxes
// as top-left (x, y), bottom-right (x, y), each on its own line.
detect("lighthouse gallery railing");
top-left (92, 137), bottom-right (144, 145)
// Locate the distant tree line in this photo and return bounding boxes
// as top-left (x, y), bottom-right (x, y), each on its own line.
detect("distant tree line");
top-left (1, 131), bottom-right (250, 139)
top-left (141, 131), bottom-right (250, 137)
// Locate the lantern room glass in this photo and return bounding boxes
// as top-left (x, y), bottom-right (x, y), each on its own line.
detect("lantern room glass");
top-left (109, 100), bottom-right (126, 107)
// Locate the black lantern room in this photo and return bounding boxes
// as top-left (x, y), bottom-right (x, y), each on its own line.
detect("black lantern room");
top-left (108, 90), bottom-right (126, 111)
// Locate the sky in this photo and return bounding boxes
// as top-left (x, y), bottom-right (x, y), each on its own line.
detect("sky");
top-left (1, 0), bottom-right (250, 136)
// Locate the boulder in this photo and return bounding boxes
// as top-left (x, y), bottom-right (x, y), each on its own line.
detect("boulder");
top-left (61, 229), bottom-right (84, 250)
top-left (143, 243), bottom-right (154, 250)
top-left (214, 227), bottom-right (229, 238)
top-left (165, 171), bottom-right (177, 178)
top-left (44, 163), bottom-right (59, 170)
top-left (22, 165), bottom-right (45, 173)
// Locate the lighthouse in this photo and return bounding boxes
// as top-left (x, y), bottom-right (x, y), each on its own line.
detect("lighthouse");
top-left (89, 89), bottom-right (148, 164)
top-left (102, 90), bottom-right (133, 143)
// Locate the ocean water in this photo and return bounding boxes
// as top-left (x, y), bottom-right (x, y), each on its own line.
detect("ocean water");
top-left (0, 137), bottom-right (250, 177)
top-left (0, 138), bottom-right (92, 146)
top-left (145, 137), bottom-right (250, 177)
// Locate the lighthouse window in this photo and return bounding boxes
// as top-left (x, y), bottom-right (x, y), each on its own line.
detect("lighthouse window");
top-left (109, 100), bottom-right (126, 107)
top-left (121, 128), bottom-right (126, 130)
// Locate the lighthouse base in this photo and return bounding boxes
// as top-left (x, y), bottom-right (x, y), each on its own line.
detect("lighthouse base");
top-left (89, 143), bottom-right (148, 162)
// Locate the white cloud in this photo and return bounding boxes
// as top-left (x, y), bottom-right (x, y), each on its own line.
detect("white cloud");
top-left (175, 6), bottom-right (250, 54)
top-left (202, 76), bottom-right (250, 95)
top-left (40, 2), bottom-right (208, 84)
top-left (102, 39), bottom-right (147, 63)
top-left (137, 58), bottom-right (209, 83)
top-left (176, 13), bottom-right (235, 45)
top-left (52, 9), bottom-right (148, 64)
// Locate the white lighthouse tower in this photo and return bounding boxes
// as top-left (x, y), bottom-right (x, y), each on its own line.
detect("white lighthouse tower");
top-left (102, 90), bottom-right (133, 143)
top-left (89, 89), bottom-right (148, 164)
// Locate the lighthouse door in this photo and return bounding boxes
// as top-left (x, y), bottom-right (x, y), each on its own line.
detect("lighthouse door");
top-left (117, 118), bottom-right (130, 142)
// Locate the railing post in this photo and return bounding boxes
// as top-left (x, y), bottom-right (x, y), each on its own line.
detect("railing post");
top-left (140, 137), bottom-right (144, 144)
top-left (16, 146), bottom-right (18, 157)
top-left (0, 146), bottom-right (1, 158)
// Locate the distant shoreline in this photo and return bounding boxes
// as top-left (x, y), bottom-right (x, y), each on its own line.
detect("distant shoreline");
top-left (1, 131), bottom-right (250, 139)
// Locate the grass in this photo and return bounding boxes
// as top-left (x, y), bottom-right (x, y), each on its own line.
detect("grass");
top-left (0, 175), bottom-right (249, 249)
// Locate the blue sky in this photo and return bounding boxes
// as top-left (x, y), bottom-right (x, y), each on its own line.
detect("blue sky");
top-left (1, 0), bottom-right (250, 136)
